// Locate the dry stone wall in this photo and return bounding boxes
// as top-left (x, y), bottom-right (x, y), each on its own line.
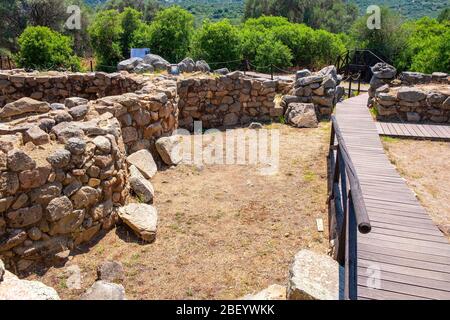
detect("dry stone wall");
top-left (368, 63), bottom-right (450, 123)
top-left (0, 71), bottom-right (145, 107)
top-left (177, 71), bottom-right (292, 130)
top-left (0, 71), bottom-right (179, 271)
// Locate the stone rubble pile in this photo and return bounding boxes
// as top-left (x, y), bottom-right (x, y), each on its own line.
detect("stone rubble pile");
top-left (278, 66), bottom-right (343, 127)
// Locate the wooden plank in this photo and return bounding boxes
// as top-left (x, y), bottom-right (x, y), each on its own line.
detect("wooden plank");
top-left (359, 242), bottom-right (450, 265)
top-left (335, 94), bottom-right (450, 300)
top-left (358, 250), bottom-right (450, 273)
top-left (358, 286), bottom-right (429, 300)
top-left (358, 267), bottom-right (450, 291)
top-left (357, 276), bottom-right (450, 299)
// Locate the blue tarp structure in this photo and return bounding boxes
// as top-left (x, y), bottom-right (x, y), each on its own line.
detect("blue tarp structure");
top-left (130, 48), bottom-right (150, 59)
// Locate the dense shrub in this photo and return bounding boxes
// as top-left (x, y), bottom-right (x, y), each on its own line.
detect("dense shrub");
top-left (16, 26), bottom-right (80, 70)
top-left (191, 19), bottom-right (242, 69)
top-left (146, 6), bottom-right (195, 63)
top-left (254, 37), bottom-right (292, 72)
top-left (88, 9), bottom-right (124, 69)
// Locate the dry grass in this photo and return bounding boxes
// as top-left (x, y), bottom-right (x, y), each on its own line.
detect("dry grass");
top-left (26, 123), bottom-right (331, 300)
top-left (382, 137), bottom-right (450, 232)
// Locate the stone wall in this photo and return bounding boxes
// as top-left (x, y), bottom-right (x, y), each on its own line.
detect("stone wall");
top-left (0, 72), bottom-right (179, 271)
top-left (373, 85), bottom-right (450, 123)
top-left (177, 71), bottom-right (292, 130)
top-left (368, 63), bottom-right (450, 123)
top-left (0, 71), bottom-right (145, 107)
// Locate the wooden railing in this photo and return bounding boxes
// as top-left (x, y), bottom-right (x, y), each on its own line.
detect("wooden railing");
top-left (327, 115), bottom-right (372, 300)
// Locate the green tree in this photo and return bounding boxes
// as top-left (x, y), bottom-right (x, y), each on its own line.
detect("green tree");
top-left (120, 7), bottom-right (144, 57)
top-left (88, 9), bottom-right (123, 69)
top-left (351, 6), bottom-right (407, 62)
top-left (254, 37), bottom-right (292, 73)
top-left (438, 8), bottom-right (450, 22)
top-left (191, 19), bottom-right (241, 69)
top-left (16, 26), bottom-right (80, 70)
top-left (103, 0), bottom-right (161, 22)
top-left (147, 6), bottom-right (195, 63)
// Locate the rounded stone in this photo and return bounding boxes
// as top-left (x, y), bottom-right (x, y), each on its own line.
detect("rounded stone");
top-left (27, 227), bottom-right (42, 241)
top-left (65, 138), bottom-right (86, 155)
top-left (93, 136), bottom-right (111, 153)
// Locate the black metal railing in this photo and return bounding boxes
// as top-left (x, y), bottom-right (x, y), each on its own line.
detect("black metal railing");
top-left (0, 56), bottom-right (15, 70)
top-left (336, 49), bottom-right (392, 82)
top-left (327, 115), bottom-right (372, 300)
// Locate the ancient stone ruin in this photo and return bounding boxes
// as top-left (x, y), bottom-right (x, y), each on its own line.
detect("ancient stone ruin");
top-left (368, 63), bottom-right (450, 123)
top-left (0, 66), bottom-right (342, 277)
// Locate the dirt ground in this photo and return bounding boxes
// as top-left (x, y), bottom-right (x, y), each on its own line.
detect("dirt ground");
top-left (382, 137), bottom-right (450, 232)
top-left (26, 123), bottom-right (331, 300)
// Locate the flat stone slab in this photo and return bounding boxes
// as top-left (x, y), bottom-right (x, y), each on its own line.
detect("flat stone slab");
top-left (126, 150), bottom-right (158, 179)
top-left (118, 203), bottom-right (158, 243)
top-left (287, 249), bottom-right (339, 300)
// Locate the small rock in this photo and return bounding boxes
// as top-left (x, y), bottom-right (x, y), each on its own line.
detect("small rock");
top-left (27, 227), bottom-right (42, 241)
top-left (47, 149), bottom-right (71, 168)
top-left (7, 149), bottom-right (36, 172)
top-left (118, 203), bottom-right (158, 243)
top-left (287, 249), bottom-right (339, 300)
top-left (97, 261), bottom-right (124, 283)
top-left (81, 281), bottom-right (126, 300)
top-left (248, 122), bottom-right (263, 129)
top-left (214, 68), bottom-right (229, 75)
top-left (65, 97), bottom-right (88, 109)
top-left (241, 284), bottom-right (286, 300)
top-left (155, 135), bottom-right (183, 166)
top-left (46, 196), bottom-right (73, 222)
top-left (127, 150), bottom-right (158, 179)
top-left (23, 126), bottom-right (50, 145)
top-left (0, 259), bottom-right (5, 282)
top-left (65, 137), bottom-right (86, 155)
top-left (93, 136), bottom-right (111, 153)
top-left (68, 105), bottom-right (88, 120)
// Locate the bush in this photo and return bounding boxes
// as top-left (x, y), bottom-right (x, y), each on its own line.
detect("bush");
top-left (191, 19), bottom-right (242, 69)
top-left (88, 9), bottom-right (124, 69)
top-left (16, 26), bottom-right (80, 71)
top-left (147, 6), bottom-right (195, 63)
top-left (254, 37), bottom-right (292, 73)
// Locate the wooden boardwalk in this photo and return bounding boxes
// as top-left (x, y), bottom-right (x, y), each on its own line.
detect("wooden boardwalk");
top-left (335, 94), bottom-right (450, 300)
top-left (376, 122), bottom-right (450, 140)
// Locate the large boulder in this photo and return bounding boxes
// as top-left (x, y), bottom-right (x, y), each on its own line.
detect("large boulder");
top-left (0, 98), bottom-right (51, 119)
top-left (143, 54), bottom-right (170, 71)
top-left (287, 250), bottom-right (339, 300)
top-left (118, 203), bottom-right (158, 243)
top-left (178, 57), bottom-right (196, 73)
top-left (285, 103), bottom-right (318, 128)
top-left (195, 60), bottom-right (210, 73)
top-left (397, 87), bottom-right (427, 102)
top-left (126, 150), bottom-right (158, 179)
top-left (0, 269), bottom-right (60, 300)
top-left (97, 261), bottom-right (124, 283)
top-left (81, 280), bottom-right (126, 300)
top-left (371, 63), bottom-right (396, 79)
top-left (155, 135), bottom-right (183, 166)
top-left (214, 68), bottom-right (230, 75)
top-left (117, 57), bottom-right (143, 72)
top-left (129, 165), bottom-right (155, 203)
